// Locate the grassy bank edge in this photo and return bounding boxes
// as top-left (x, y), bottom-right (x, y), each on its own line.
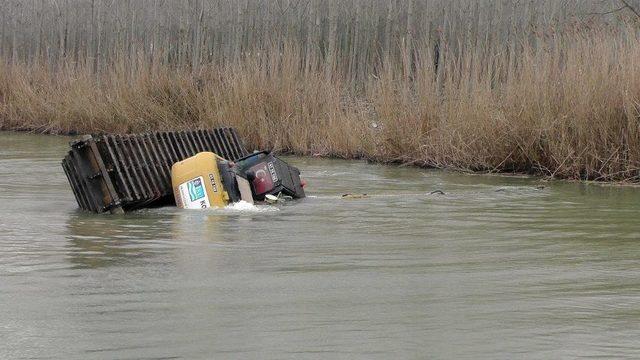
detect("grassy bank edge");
top-left (5, 128), bottom-right (640, 187)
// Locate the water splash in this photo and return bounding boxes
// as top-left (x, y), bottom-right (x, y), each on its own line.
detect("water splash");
top-left (223, 201), bottom-right (279, 213)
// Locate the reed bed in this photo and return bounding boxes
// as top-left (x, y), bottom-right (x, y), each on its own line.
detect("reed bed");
top-left (1, 0), bottom-right (640, 181)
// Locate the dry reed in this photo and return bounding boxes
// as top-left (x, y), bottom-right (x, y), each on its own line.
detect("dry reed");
top-left (1, 1), bottom-right (640, 181)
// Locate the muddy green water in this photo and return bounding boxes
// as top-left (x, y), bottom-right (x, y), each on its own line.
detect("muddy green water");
top-left (2, 132), bottom-right (640, 359)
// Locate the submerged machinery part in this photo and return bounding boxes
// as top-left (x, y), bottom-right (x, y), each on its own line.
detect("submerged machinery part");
top-left (171, 151), bottom-right (306, 210)
top-left (171, 152), bottom-right (239, 209)
top-left (235, 151), bottom-right (305, 201)
top-left (61, 128), bottom-right (249, 213)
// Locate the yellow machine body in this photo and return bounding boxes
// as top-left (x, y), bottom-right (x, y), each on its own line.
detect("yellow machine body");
top-left (171, 152), bottom-right (229, 209)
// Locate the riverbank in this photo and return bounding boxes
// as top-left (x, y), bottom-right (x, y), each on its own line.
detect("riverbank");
top-left (2, 28), bottom-right (640, 182)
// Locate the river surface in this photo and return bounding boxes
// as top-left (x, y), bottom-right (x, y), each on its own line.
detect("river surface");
top-left (1, 132), bottom-right (640, 359)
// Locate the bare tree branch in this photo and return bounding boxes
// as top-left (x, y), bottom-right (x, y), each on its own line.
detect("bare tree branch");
top-left (583, 5), bottom-right (627, 16)
top-left (620, 0), bottom-right (640, 18)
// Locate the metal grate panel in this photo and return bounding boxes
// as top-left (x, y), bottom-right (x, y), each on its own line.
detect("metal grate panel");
top-left (61, 128), bottom-right (249, 213)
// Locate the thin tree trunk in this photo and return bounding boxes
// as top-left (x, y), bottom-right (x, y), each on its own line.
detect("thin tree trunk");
top-left (326, 0), bottom-right (337, 79)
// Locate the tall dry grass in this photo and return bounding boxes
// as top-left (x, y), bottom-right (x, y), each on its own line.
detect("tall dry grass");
top-left (2, 22), bottom-right (640, 181)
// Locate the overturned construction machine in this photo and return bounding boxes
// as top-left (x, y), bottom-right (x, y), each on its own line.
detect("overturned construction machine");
top-left (62, 128), bottom-right (305, 213)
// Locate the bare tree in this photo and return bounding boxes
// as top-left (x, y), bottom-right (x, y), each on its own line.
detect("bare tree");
top-left (0, 0), bottom-right (630, 80)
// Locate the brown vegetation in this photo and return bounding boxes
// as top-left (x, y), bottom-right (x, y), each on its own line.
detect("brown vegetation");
top-left (1, 1), bottom-right (640, 181)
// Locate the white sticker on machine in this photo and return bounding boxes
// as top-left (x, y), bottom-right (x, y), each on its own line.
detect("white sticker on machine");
top-left (178, 176), bottom-right (211, 209)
